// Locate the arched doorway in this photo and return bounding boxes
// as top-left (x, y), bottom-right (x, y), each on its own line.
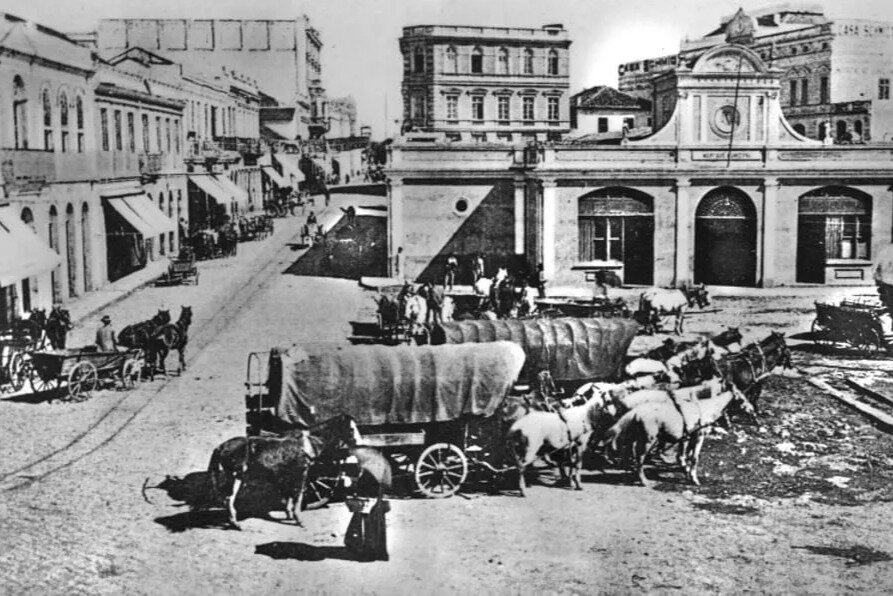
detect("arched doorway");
top-left (797, 187), bottom-right (871, 283)
top-left (836, 120), bottom-right (848, 141)
top-left (81, 203), bottom-right (91, 293)
top-left (577, 188), bottom-right (654, 285)
top-left (695, 188), bottom-right (757, 286)
top-left (65, 204), bottom-right (77, 298)
top-left (48, 206), bottom-right (60, 304)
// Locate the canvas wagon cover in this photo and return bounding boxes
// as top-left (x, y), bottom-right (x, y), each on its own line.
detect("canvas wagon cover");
top-left (433, 317), bottom-right (638, 381)
top-left (274, 341), bottom-right (525, 427)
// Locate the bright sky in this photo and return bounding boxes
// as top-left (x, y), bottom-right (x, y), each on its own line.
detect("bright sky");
top-left (5, 0), bottom-right (893, 137)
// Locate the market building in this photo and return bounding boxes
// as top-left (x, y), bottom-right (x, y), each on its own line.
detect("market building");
top-left (399, 24), bottom-right (572, 143)
top-left (387, 38), bottom-right (893, 289)
top-left (618, 6), bottom-right (893, 143)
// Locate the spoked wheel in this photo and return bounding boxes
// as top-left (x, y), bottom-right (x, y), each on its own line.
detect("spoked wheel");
top-left (303, 460), bottom-right (344, 510)
top-left (8, 353), bottom-right (26, 392)
top-left (414, 443), bottom-right (468, 499)
top-left (66, 361), bottom-right (98, 402)
top-left (856, 329), bottom-right (884, 355)
top-left (30, 368), bottom-right (58, 394)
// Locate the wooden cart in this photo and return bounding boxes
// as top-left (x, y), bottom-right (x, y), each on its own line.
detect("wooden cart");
top-left (29, 347), bottom-right (145, 401)
top-left (812, 297), bottom-right (888, 354)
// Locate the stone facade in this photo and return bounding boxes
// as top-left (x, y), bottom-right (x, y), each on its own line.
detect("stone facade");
top-left (399, 24), bottom-right (571, 143)
top-left (617, 7), bottom-right (893, 143)
top-left (388, 43), bottom-right (893, 289)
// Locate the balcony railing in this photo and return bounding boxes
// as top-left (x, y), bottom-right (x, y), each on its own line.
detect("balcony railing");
top-left (213, 137), bottom-right (264, 156)
top-left (0, 148), bottom-right (173, 189)
top-left (184, 140), bottom-right (241, 168)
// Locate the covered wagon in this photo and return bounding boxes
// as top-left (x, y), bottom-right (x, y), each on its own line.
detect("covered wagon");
top-left (428, 317), bottom-right (638, 390)
top-left (245, 341), bottom-right (526, 501)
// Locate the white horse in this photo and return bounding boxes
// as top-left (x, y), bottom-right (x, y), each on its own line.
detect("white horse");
top-left (473, 267), bottom-right (508, 296)
top-left (401, 294), bottom-right (428, 339)
top-left (440, 296), bottom-right (455, 323)
top-left (601, 384), bottom-right (754, 486)
top-left (506, 392), bottom-right (617, 496)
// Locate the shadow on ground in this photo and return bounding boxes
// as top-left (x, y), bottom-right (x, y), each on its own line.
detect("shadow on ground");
top-left (285, 214), bottom-right (386, 279)
top-left (255, 542), bottom-right (369, 562)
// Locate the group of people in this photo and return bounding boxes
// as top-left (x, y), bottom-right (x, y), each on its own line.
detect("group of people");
top-left (397, 280), bottom-right (445, 326)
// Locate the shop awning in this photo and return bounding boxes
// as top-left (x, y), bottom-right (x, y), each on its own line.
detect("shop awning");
top-left (274, 154), bottom-right (306, 183)
top-left (0, 206), bottom-right (62, 287)
top-left (262, 166), bottom-right (291, 189)
top-left (104, 193), bottom-right (175, 238)
top-left (215, 175), bottom-right (250, 212)
top-left (189, 174), bottom-right (228, 203)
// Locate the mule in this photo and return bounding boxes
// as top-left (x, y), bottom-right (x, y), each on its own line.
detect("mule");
top-left (638, 284), bottom-right (710, 335)
top-left (713, 331), bottom-right (791, 413)
top-left (45, 306), bottom-right (73, 350)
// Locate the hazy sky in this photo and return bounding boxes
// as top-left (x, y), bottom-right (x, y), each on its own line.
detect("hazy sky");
top-left (5, 0), bottom-right (893, 136)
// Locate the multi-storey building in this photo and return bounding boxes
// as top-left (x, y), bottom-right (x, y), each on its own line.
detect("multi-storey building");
top-left (0, 12), bottom-right (273, 325)
top-left (399, 24), bottom-right (572, 143)
top-left (387, 39), bottom-right (893, 288)
top-left (94, 17), bottom-right (319, 139)
top-left (618, 6), bottom-right (893, 142)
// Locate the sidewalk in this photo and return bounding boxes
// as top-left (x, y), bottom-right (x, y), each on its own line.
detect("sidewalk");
top-left (64, 193), bottom-right (346, 333)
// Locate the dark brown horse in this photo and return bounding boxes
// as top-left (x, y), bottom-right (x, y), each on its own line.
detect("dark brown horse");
top-left (45, 306), bottom-right (73, 349)
top-left (150, 306), bottom-right (193, 375)
top-left (119, 309), bottom-right (171, 350)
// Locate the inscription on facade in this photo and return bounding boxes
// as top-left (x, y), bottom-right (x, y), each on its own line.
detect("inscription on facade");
top-left (691, 150), bottom-right (761, 161)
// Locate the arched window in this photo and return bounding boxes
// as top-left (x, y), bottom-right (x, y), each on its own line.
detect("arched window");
top-left (75, 95), bottom-right (85, 152)
top-left (13, 76), bottom-right (28, 149)
top-left (798, 186), bottom-right (871, 283)
top-left (446, 46), bottom-right (457, 74)
top-left (497, 48), bottom-right (509, 75)
top-left (42, 88), bottom-right (53, 150)
top-left (413, 46), bottom-right (425, 73)
top-left (471, 47), bottom-right (483, 74)
top-left (548, 50), bottom-right (559, 75)
top-left (59, 93), bottom-right (70, 152)
top-left (523, 49), bottom-right (534, 74)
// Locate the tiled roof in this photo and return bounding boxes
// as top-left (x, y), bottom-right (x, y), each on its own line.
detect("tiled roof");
top-left (0, 13), bottom-right (93, 71)
top-left (572, 86), bottom-right (651, 111)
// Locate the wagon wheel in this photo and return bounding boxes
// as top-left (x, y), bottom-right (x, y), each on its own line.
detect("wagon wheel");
top-left (811, 319), bottom-right (831, 347)
top-left (121, 358), bottom-right (142, 389)
top-left (29, 367), bottom-right (58, 394)
top-left (386, 451), bottom-right (419, 496)
top-left (66, 361), bottom-right (98, 402)
top-left (414, 443), bottom-right (468, 499)
top-left (857, 329), bottom-right (884, 355)
top-left (303, 459), bottom-right (344, 510)
top-left (8, 352), bottom-right (26, 392)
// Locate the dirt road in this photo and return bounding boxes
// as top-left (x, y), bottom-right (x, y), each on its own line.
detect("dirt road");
top-left (1, 222), bottom-right (893, 593)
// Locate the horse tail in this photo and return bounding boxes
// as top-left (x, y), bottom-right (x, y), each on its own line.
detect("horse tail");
top-left (207, 444), bottom-right (223, 505)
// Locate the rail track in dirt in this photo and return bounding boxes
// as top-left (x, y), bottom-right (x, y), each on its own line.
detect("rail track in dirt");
top-left (0, 223), bottom-right (308, 492)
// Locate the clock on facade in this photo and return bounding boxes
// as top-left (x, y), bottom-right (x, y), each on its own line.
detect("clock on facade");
top-left (712, 105), bottom-right (742, 136)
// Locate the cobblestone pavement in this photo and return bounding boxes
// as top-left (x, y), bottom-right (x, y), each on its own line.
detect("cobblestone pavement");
top-left (1, 202), bottom-right (893, 593)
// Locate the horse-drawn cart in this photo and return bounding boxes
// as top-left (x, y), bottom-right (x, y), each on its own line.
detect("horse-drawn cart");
top-left (245, 341), bottom-right (526, 502)
top-left (535, 297), bottom-right (630, 319)
top-left (29, 347), bottom-right (145, 401)
top-left (155, 254), bottom-right (199, 286)
top-left (812, 296), bottom-right (890, 354)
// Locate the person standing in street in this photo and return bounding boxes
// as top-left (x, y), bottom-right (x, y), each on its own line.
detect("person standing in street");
top-left (95, 315), bottom-right (119, 352)
top-left (444, 254), bottom-right (459, 291)
top-left (472, 252), bottom-right (485, 285)
top-left (423, 281), bottom-right (444, 327)
top-left (394, 246), bottom-right (406, 281)
top-left (536, 264), bottom-right (547, 298)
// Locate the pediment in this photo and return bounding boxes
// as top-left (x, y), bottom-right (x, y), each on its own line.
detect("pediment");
top-left (692, 45), bottom-right (765, 75)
